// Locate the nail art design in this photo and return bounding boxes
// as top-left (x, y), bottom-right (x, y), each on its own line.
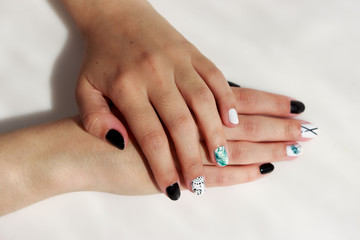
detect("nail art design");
top-left (106, 129), bottom-right (125, 150)
top-left (260, 163), bottom-right (274, 174)
top-left (166, 183), bottom-right (181, 201)
top-left (191, 176), bottom-right (205, 195)
top-left (291, 101), bottom-right (305, 114)
top-left (301, 124), bottom-right (318, 138)
top-left (214, 146), bottom-right (229, 167)
top-left (286, 144), bottom-right (303, 156)
top-left (229, 108), bottom-right (239, 124)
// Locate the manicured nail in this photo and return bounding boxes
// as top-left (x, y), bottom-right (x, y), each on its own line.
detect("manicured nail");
top-left (301, 123), bottom-right (318, 138)
top-left (291, 100), bottom-right (305, 114)
top-left (214, 146), bottom-right (229, 167)
top-left (228, 108), bottom-right (239, 124)
top-left (227, 81), bottom-right (241, 88)
top-left (260, 163), bottom-right (274, 174)
top-left (166, 183), bottom-right (181, 201)
top-left (191, 176), bottom-right (206, 195)
top-left (286, 144), bottom-right (303, 156)
top-left (106, 129), bottom-right (125, 150)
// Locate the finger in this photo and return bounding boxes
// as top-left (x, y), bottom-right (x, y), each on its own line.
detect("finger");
top-left (76, 78), bottom-right (128, 150)
top-left (112, 84), bottom-right (181, 200)
top-left (149, 80), bottom-right (206, 195)
top-left (223, 115), bottom-right (318, 142)
top-left (226, 141), bottom-right (303, 165)
top-left (202, 163), bottom-right (274, 188)
top-left (231, 87), bottom-right (305, 117)
top-left (192, 55), bottom-right (239, 127)
top-left (176, 68), bottom-right (230, 168)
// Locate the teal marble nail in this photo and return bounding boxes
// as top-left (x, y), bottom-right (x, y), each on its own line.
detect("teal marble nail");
top-left (214, 146), bottom-right (228, 166)
top-left (286, 144), bottom-right (303, 156)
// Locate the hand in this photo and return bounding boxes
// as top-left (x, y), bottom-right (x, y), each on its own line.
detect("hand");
top-left (94, 86), bottom-right (316, 197)
top-left (62, 0), bottom-right (239, 199)
top-left (0, 85), bottom-right (317, 215)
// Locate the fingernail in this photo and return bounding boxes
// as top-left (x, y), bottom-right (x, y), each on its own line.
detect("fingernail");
top-left (106, 129), bottom-right (125, 150)
top-left (260, 163), bottom-right (274, 174)
top-left (286, 144), bottom-right (303, 156)
top-left (214, 146), bottom-right (229, 167)
top-left (227, 81), bottom-right (241, 88)
top-left (301, 123), bottom-right (318, 138)
top-left (291, 100), bottom-right (305, 114)
top-left (166, 183), bottom-right (181, 201)
top-left (228, 108), bottom-right (239, 124)
top-left (191, 176), bottom-right (206, 195)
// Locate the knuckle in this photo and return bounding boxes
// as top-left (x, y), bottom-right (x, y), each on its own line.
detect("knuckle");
top-left (274, 97), bottom-right (289, 113)
top-left (215, 170), bottom-right (229, 186)
top-left (271, 147), bottom-right (284, 161)
top-left (244, 170), bottom-right (258, 183)
top-left (238, 89), bottom-right (257, 111)
top-left (205, 65), bottom-right (224, 81)
top-left (140, 130), bottom-right (167, 151)
top-left (185, 158), bottom-right (203, 174)
top-left (193, 86), bottom-right (214, 105)
top-left (81, 111), bottom-right (104, 136)
top-left (164, 38), bottom-right (193, 57)
top-left (139, 51), bottom-right (167, 76)
top-left (284, 121), bottom-right (301, 139)
top-left (110, 75), bottom-right (134, 97)
top-left (209, 128), bottom-right (225, 141)
top-left (232, 145), bottom-right (247, 162)
top-left (172, 114), bottom-right (195, 131)
top-left (243, 118), bottom-right (259, 138)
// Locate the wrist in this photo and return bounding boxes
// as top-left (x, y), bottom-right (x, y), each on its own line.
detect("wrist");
top-left (61, 0), bottom-right (152, 40)
top-left (0, 118), bottom-right (92, 215)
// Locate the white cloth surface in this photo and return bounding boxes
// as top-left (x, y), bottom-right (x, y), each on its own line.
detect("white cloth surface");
top-left (0, 0), bottom-right (359, 239)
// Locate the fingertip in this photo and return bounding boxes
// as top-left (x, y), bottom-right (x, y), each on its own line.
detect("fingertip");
top-left (166, 182), bottom-right (181, 201)
top-left (106, 129), bottom-right (125, 150)
top-left (190, 176), bottom-right (206, 195)
top-left (214, 145), bottom-right (229, 167)
top-left (228, 108), bottom-right (239, 125)
top-left (291, 100), bottom-right (306, 114)
top-left (220, 106), bottom-right (239, 128)
top-left (259, 163), bottom-right (275, 175)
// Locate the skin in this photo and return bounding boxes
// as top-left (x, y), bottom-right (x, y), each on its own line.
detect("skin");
top-left (61, 0), bottom-right (239, 195)
top-left (0, 87), bottom-right (314, 216)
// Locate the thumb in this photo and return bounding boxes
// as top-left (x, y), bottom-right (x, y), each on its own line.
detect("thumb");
top-left (76, 78), bottom-right (128, 150)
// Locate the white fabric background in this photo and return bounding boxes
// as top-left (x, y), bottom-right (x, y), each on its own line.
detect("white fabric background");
top-left (0, 0), bottom-right (359, 239)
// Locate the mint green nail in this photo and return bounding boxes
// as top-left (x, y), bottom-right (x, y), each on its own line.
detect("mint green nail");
top-left (214, 146), bottom-right (228, 166)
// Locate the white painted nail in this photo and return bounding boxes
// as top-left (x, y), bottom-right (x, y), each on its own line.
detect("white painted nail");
top-left (229, 108), bottom-right (239, 124)
top-left (286, 144), bottom-right (303, 156)
top-left (191, 176), bottom-right (206, 195)
top-left (301, 123), bottom-right (318, 138)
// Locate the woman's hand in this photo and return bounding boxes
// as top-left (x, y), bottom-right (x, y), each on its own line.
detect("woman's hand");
top-left (62, 0), bottom-right (239, 199)
top-left (0, 86), bottom-right (317, 215)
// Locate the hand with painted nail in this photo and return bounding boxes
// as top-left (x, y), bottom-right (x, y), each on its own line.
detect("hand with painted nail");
top-left (218, 85), bottom-right (318, 166)
top-left (0, 117), bottom-right (270, 216)
top-left (62, 0), bottom-right (238, 200)
top-left (0, 86), bottom-right (318, 215)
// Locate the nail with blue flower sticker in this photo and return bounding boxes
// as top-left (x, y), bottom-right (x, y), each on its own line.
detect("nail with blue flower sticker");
top-left (214, 146), bottom-right (229, 166)
top-left (286, 144), bottom-right (303, 157)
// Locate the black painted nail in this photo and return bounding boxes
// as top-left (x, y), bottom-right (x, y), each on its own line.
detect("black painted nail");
top-left (166, 183), bottom-right (181, 201)
top-left (260, 163), bottom-right (274, 174)
top-left (227, 81), bottom-right (241, 88)
top-left (291, 101), bottom-right (305, 114)
top-left (106, 129), bottom-right (125, 150)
